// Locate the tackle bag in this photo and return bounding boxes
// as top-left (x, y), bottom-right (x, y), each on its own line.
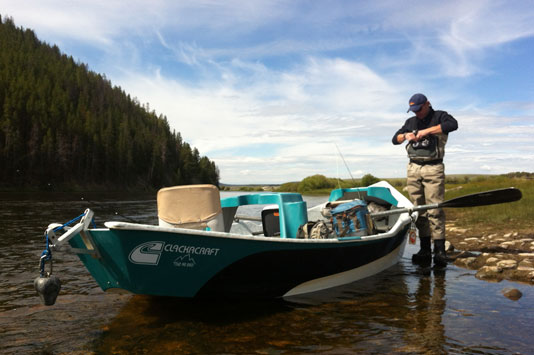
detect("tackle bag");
top-left (297, 220), bottom-right (331, 239)
top-left (330, 199), bottom-right (370, 237)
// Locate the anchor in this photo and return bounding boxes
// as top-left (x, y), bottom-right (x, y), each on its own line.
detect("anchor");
top-left (34, 273), bottom-right (61, 306)
top-left (34, 231), bottom-right (61, 306)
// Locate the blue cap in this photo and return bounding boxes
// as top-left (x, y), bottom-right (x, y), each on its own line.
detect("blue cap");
top-left (407, 93), bottom-right (427, 113)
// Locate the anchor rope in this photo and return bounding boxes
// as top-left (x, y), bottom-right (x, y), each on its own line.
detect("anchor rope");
top-left (39, 211), bottom-right (88, 277)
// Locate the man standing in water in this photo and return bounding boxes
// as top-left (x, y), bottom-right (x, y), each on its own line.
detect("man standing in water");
top-left (392, 93), bottom-right (458, 267)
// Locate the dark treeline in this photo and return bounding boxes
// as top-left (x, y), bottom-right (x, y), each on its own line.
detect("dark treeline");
top-left (0, 16), bottom-right (219, 191)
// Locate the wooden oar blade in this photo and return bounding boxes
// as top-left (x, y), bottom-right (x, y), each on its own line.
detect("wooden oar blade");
top-left (440, 188), bottom-right (522, 208)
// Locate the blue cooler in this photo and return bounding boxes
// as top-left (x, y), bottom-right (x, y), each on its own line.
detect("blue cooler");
top-left (330, 200), bottom-right (369, 237)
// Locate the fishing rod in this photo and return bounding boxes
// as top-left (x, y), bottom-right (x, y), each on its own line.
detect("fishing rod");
top-left (334, 143), bottom-right (363, 200)
top-left (334, 143), bottom-right (355, 182)
top-left (80, 197), bottom-right (141, 224)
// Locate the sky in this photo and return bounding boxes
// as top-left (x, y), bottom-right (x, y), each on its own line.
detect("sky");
top-left (1, 0), bottom-right (533, 184)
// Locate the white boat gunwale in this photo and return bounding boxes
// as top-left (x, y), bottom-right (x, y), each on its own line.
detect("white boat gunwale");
top-left (103, 210), bottom-right (412, 244)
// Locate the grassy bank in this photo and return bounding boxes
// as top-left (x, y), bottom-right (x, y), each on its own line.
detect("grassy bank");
top-left (443, 176), bottom-right (533, 234)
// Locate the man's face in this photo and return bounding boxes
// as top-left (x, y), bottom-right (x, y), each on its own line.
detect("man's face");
top-left (415, 101), bottom-right (430, 119)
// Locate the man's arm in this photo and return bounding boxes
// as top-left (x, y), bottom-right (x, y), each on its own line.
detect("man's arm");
top-left (396, 131), bottom-right (415, 144)
top-left (392, 118), bottom-right (412, 145)
top-left (415, 124), bottom-right (442, 140)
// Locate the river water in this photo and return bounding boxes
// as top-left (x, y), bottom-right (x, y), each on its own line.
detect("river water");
top-left (1, 191), bottom-right (533, 354)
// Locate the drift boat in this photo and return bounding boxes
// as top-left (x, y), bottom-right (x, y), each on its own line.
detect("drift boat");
top-left (34, 181), bottom-right (420, 303)
top-left (36, 181), bottom-right (522, 304)
top-left (37, 181), bottom-right (413, 302)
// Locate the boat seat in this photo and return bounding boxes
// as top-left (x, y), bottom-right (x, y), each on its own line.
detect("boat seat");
top-left (220, 193), bottom-right (307, 238)
top-left (157, 184), bottom-right (225, 232)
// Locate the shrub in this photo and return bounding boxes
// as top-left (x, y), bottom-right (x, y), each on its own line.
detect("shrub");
top-left (297, 174), bottom-right (336, 193)
top-left (275, 182), bottom-right (299, 192)
top-left (361, 173), bottom-right (380, 186)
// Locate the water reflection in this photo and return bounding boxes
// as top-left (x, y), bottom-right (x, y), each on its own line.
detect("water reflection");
top-left (95, 264), bottom-right (456, 354)
top-left (408, 268), bottom-right (447, 353)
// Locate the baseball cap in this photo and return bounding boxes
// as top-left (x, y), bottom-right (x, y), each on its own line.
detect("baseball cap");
top-left (407, 93), bottom-right (427, 113)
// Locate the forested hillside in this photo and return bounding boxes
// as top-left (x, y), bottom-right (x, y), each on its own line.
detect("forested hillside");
top-left (0, 16), bottom-right (219, 190)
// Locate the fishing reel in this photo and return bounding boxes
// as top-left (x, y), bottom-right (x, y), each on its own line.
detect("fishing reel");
top-left (410, 130), bottom-right (432, 149)
top-left (411, 138), bottom-right (431, 149)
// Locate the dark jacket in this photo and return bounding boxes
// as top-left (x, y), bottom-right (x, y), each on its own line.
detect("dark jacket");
top-left (392, 108), bottom-right (458, 145)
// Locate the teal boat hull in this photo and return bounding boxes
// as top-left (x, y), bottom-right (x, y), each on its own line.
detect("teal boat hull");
top-left (69, 222), bottom-right (409, 299)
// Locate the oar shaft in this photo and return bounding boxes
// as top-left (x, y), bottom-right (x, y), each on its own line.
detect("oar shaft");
top-left (370, 203), bottom-right (440, 218)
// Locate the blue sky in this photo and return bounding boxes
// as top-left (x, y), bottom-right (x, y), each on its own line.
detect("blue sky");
top-left (2, 0), bottom-right (533, 184)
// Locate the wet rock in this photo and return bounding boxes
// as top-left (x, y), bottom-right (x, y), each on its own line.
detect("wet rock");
top-left (455, 257), bottom-right (478, 268)
top-left (476, 266), bottom-right (503, 281)
top-left (518, 259), bottom-right (534, 267)
top-left (517, 259), bottom-right (534, 271)
top-left (499, 242), bottom-right (515, 249)
top-left (485, 257), bottom-right (499, 265)
top-left (497, 260), bottom-right (517, 270)
top-left (481, 265), bottom-right (503, 273)
top-left (502, 288), bottom-right (522, 301)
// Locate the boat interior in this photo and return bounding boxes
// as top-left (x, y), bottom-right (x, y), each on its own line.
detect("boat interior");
top-left (156, 184), bottom-right (403, 240)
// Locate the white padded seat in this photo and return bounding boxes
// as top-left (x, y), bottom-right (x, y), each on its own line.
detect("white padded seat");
top-left (157, 184), bottom-right (224, 232)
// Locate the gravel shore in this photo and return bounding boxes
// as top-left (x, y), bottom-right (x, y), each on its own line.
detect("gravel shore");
top-left (445, 224), bottom-right (534, 285)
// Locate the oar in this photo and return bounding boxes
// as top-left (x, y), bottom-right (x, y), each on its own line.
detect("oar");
top-left (370, 187), bottom-right (522, 218)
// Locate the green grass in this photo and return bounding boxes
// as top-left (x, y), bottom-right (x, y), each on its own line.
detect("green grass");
top-left (443, 176), bottom-right (533, 233)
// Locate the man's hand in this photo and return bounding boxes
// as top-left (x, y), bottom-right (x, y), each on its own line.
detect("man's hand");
top-left (415, 130), bottom-right (427, 140)
top-left (416, 124), bottom-right (443, 140)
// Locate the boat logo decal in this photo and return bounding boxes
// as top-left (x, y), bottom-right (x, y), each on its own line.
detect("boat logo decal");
top-left (129, 241), bottom-right (220, 266)
top-left (129, 241), bottom-right (165, 266)
top-left (173, 254), bottom-right (196, 268)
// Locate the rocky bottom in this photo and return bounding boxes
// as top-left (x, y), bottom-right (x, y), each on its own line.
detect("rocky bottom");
top-left (444, 224), bottom-right (534, 285)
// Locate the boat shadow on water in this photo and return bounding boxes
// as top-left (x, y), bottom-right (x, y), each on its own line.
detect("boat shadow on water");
top-left (127, 294), bottom-right (295, 325)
